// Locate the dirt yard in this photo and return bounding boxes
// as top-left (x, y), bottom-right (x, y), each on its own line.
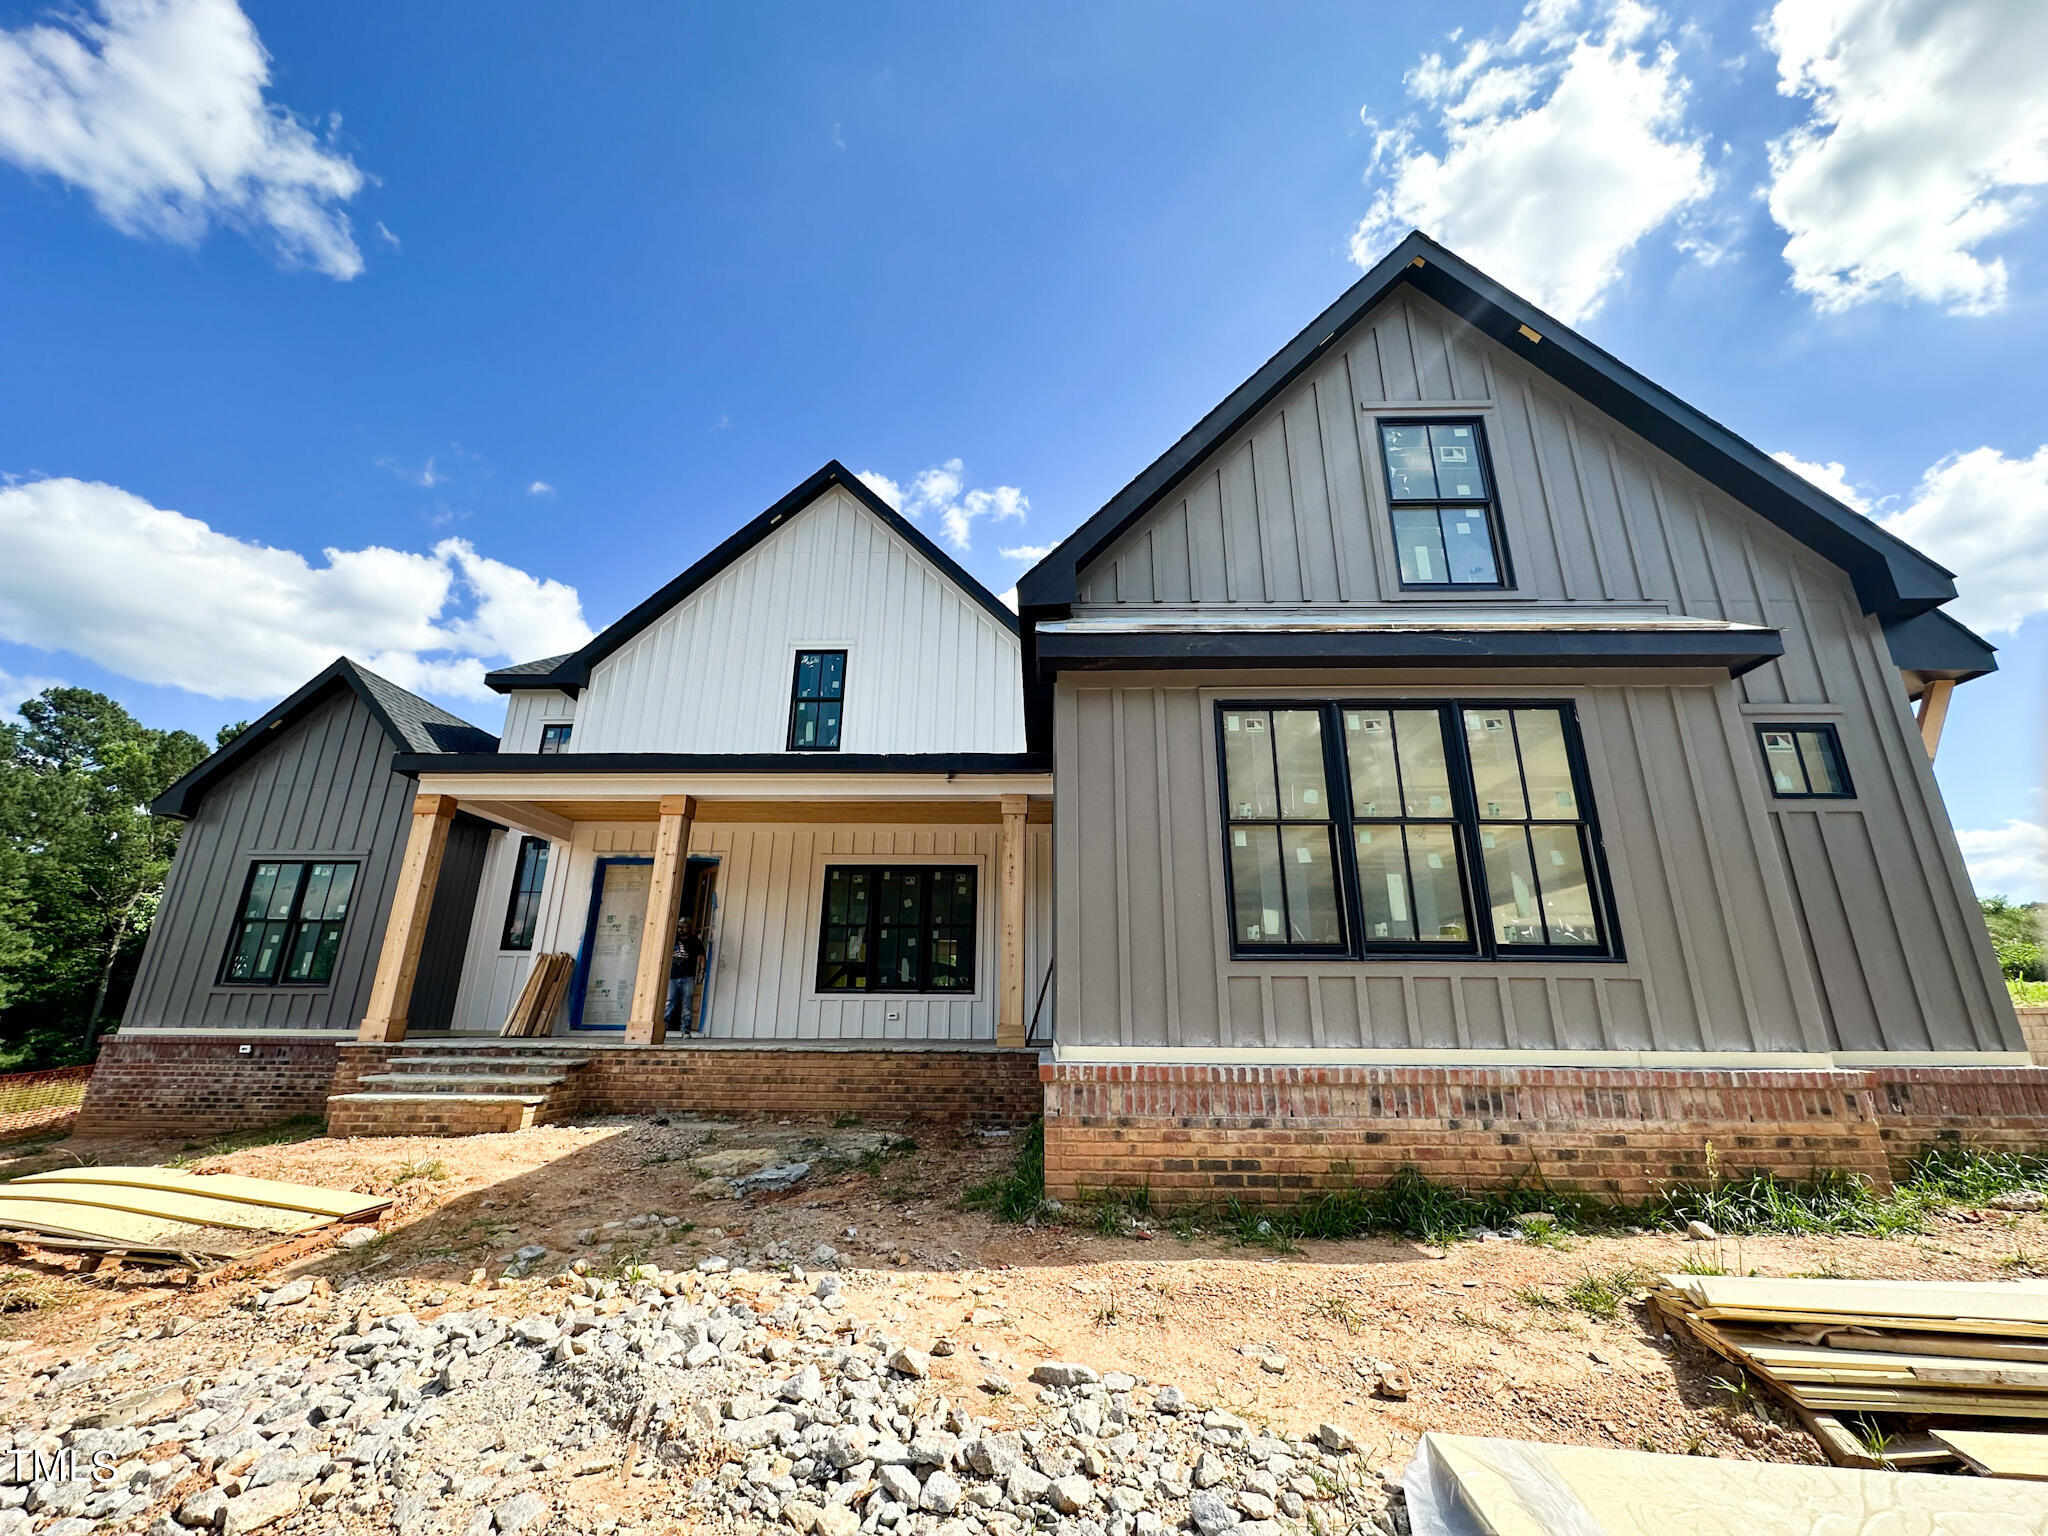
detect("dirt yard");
top-left (2, 1112), bottom-right (2043, 1500)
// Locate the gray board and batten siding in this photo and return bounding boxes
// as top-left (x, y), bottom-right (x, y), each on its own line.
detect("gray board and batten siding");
top-left (124, 685), bottom-right (478, 1034)
top-left (1053, 287), bottom-right (2016, 1059)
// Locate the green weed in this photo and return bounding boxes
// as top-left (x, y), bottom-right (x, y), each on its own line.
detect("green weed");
top-left (1562, 1264), bottom-right (1653, 1319)
top-left (961, 1120), bottom-right (1047, 1223)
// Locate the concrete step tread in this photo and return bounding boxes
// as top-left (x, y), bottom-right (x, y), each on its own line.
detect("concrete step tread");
top-left (393, 1055), bottom-right (587, 1070)
top-left (328, 1091), bottom-right (552, 1106)
top-left (357, 1072), bottom-right (565, 1090)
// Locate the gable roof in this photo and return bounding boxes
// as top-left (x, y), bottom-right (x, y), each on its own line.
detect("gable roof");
top-left (1015, 230), bottom-right (1961, 625)
top-left (487, 461), bottom-right (1019, 694)
top-left (152, 657), bottom-right (499, 819)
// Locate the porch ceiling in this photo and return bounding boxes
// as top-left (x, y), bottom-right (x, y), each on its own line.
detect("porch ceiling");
top-left (516, 797), bottom-right (1052, 824)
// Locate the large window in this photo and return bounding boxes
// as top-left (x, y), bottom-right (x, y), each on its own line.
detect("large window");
top-left (1378, 420), bottom-right (1509, 588)
top-left (788, 650), bottom-right (847, 751)
top-left (816, 865), bottom-right (976, 993)
top-left (1757, 724), bottom-right (1853, 799)
top-left (1216, 702), bottom-right (1615, 960)
top-left (219, 861), bottom-right (359, 986)
top-left (500, 836), bottom-right (550, 951)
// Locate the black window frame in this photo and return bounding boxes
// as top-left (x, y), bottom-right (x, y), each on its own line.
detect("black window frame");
top-left (1213, 699), bottom-right (1623, 963)
top-left (500, 836), bottom-right (551, 951)
top-left (216, 859), bottom-right (362, 987)
top-left (1375, 416), bottom-right (1514, 591)
top-left (787, 649), bottom-right (848, 753)
top-left (814, 863), bottom-right (978, 994)
top-left (537, 723), bottom-right (572, 755)
top-left (1755, 723), bottom-right (1855, 800)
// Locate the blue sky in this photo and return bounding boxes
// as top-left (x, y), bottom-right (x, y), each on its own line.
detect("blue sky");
top-left (0, 0), bottom-right (2042, 895)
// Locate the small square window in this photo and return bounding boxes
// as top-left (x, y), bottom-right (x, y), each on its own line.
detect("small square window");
top-left (1757, 725), bottom-right (1853, 798)
top-left (537, 723), bottom-right (572, 754)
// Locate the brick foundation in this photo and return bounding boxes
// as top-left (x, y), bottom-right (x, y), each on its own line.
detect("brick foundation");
top-left (74, 1032), bottom-right (343, 1138)
top-left (2017, 1006), bottom-right (2048, 1066)
top-left (1042, 1061), bottom-right (2048, 1204)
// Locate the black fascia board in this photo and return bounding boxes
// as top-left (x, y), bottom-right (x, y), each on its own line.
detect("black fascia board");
top-left (1033, 627), bottom-right (1786, 678)
top-left (152, 657), bottom-right (500, 819)
top-left (388, 750), bottom-right (1053, 777)
top-left (1015, 231), bottom-right (1956, 621)
top-left (1882, 609), bottom-right (1998, 682)
top-left (493, 462), bottom-right (1019, 696)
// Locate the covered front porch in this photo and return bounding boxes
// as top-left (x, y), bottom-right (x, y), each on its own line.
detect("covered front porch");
top-left (353, 765), bottom-right (1054, 1053)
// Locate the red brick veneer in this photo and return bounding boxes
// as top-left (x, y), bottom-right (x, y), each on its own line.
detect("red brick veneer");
top-left (74, 1032), bottom-right (343, 1138)
top-left (1041, 1061), bottom-right (2048, 1203)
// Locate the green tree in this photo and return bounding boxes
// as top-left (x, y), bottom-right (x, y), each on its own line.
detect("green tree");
top-left (1980, 895), bottom-right (2046, 982)
top-left (0, 690), bottom-right (209, 1062)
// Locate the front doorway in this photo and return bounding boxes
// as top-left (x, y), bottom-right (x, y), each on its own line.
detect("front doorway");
top-left (671, 857), bottom-right (719, 1035)
top-left (568, 854), bottom-right (718, 1033)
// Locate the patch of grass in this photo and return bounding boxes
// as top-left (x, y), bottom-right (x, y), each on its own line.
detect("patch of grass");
top-left (1848, 1416), bottom-right (1894, 1459)
top-left (1710, 1373), bottom-right (1764, 1418)
top-left (0, 1271), bottom-right (68, 1332)
top-left (961, 1119), bottom-right (1046, 1223)
top-left (393, 1157), bottom-right (446, 1185)
top-left (1309, 1294), bottom-right (1368, 1333)
top-left (165, 1116), bottom-right (324, 1168)
top-left (1562, 1264), bottom-right (1654, 1319)
top-left (1512, 1283), bottom-right (1563, 1312)
top-left (2009, 979), bottom-right (2048, 1007)
top-left (1660, 1147), bottom-right (2048, 1239)
top-left (1674, 1252), bottom-right (1730, 1276)
top-left (1789, 1257), bottom-right (1855, 1280)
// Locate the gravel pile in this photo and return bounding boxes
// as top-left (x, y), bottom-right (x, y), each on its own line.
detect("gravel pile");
top-left (0, 1256), bottom-right (1403, 1536)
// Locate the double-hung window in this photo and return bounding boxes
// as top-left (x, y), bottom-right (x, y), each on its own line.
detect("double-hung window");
top-left (789, 650), bottom-right (847, 751)
top-left (220, 860), bottom-right (359, 985)
top-left (1217, 701), bottom-right (1615, 960)
top-left (816, 865), bottom-right (977, 993)
top-left (1379, 420), bottom-right (1508, 587)
top-left (500, 836), bottom-right (550, 951)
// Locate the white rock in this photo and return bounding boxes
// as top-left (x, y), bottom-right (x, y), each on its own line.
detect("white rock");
top-left (1029, 1361), bottom-right (1099, 1387)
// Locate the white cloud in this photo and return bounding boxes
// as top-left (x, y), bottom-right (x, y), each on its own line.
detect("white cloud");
top-left (374, 220), bottom-right (398, 249)
top-left (381, 456), bottom-right (442, 489)
top-left (1349, 0), bottom-right (1713, 322)
top-left (1762, 0), bottom-right (2048, 315)
top-left (0, 477), bottom-right (591, 704)
top-left (527, 480), bottom-right (555, 497)
top-left (1000, 544), bottom-right (1054, 563)
top-left (997, 586), bottom-right (1018, 615)
top-left (1955, 820), bottom-right (2048, 903)
top-left (1771, 450), bottom-right (1870, 512)
top-left (1880, 446), bottom-right (2048, 635)
top-left (858, 459), bottom-right (1029, 551)
top-left (0, 668), bottom-right (66, 721)
top-left (0, 0), bottom-right (368, 279)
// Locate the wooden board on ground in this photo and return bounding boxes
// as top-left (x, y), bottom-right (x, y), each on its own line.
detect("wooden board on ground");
top-left (1931, 1428), bottom-right (2048, 1481)
top-left (0, 1181), bottom-right (328, 1233)
top-left (0, 1201), bottom-right (233, 1253)
top-left (1662, 1274), bottom-right (2048, 1328)
top-left (10, 1167), bottom-right (388, 1221)
top-left (502, 952), bottom-right (573, 1037)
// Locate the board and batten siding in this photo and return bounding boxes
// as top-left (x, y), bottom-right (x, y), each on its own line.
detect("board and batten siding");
top-left (500, 690), bottom-right (577, 753)
top-left (123, 690), bottom-right (414, 1033)
top-left (449, 818), bottom-right (1053, 1042)
top-left (1058, 286), bottom-right (2014, 1057)
top-left (567, 487), bottom-right (1024, 755)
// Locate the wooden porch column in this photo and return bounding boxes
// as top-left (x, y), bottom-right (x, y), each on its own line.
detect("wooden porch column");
top-left (1916, 678), bottom-right (1955, 760)
top-left (625, 795), bottom-right (697, 1045)
top-left (997, 793), bottom-right (1029, 1048)
top-left (358, 793), bottom-right (459, 1043)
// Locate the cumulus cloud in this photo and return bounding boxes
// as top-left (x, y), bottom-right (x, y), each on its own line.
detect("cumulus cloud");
top-left (1771, 450), bottom-right (1870, 512)
top-left (856, 459), bottom-right (1029, 552)
top-left (0, 478), bottom-right (591, 704)
top-left (527, 480), bottom-right (555, 497)
top-left (1880, 446), bottom-right (2048, 635)
top-left (1000, 544), bottom-right (1054, 563)
top-left (1954, 820), bottom-right (2048, 903)
top-left (1349, 0), bottom-right (1713, 322)
top-left (1762, 0), bottom-right (2048, 315)
top-left (0, 0), bottom-right (369, 278)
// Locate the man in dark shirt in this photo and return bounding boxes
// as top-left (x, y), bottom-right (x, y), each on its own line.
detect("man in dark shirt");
top-left (665, 918), bottom-right (706, 1036)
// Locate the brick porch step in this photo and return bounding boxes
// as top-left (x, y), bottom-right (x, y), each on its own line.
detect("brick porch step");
top-left (327, 1042), bottom-right (593, 1137)
top-left (353, 1072), bottom-right (569, 1093)
top-left (325, 1091), bottom-right (555, 1137)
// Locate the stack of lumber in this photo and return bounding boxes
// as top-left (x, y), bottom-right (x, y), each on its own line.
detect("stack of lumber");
top-left (1654, 1274), bottom-right (2048, 1472)
top-left (1403, 1432), bottom-right (2048, 1534)
top-left (0, 1166), bottom-right (389, 1267)
top-left (501, 951), bottom-right (573, 1036)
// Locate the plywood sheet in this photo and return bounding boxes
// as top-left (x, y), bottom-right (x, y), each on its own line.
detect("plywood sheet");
top-left (0, 1182), bottom-right (325, 1234)
top-left (1931, 1429), bottom-right (2048, 1481)
top-left (0, 1199), bottom-right (229, 1253)
top-left (11, 1168), bottom-right (386, 1220)
top-left (1664, 1275), bottom-right (2048, 1326)
top-left (1409, 1433), bottom-right (2048, 1536)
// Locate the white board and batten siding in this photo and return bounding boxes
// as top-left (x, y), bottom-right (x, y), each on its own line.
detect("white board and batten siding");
top-left (448, 819), bottom-right (1053, 1041)
top-left (501, 691), bottom-right (576, 754)
top-left (568, 486), bottom-right (1025, 755)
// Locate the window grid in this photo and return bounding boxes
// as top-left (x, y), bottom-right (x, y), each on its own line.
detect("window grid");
top-left (219, 860), bottom-right (360, 986)
top-left (500, 836), bottom-right (550, 951)
top-left (788, 650), bottom-right (848, 752)
top-left (1463, 708), bottom-right (1603, 952)
top-left (537, 723), bottom-right (572, 754)
top-left (1214, 701), bottom-right (1619, 962)
top-left (1344, 708), bottom-right (1475, 953)
top-left (1756, 723), bottom-right (1853, 798)
top-left (815, 864), bottom-right (977, 993)
top-left (1218, 708), bottom-right (1347, 953)
top-left (1377, 418), bottom-right (1511, 589)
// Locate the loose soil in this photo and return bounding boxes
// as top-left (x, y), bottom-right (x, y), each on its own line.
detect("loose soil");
top-left (2, 1115), bottom-right (2045, 1515)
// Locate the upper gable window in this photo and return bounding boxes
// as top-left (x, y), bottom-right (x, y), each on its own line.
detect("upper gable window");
top-left (789, 650), bottom-right (847, 751)
top-left (1378, 420), bottom-right (1509, 588)
top-left (538, 723), bottom-right (572, 754)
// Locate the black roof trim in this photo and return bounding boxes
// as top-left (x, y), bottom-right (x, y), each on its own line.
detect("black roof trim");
top-left (1015, 231), bottom-right (1957, 623)
top-left (1883, 609), bottom-right (1998, 687)
top-left (1035, 627), bottom-right (1785, 678)
top-left (390, 750), bottom-right (1051, 777)
top-left (484, 653), bottom-right (575, 691)
top-left (152, 658), bottom-right (499, 819)
top-left (487, 462), bottom-right (1018, 695)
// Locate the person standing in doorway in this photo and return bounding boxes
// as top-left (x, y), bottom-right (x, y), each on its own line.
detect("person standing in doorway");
top-left (665, 917), bottom-right (706, 1036)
